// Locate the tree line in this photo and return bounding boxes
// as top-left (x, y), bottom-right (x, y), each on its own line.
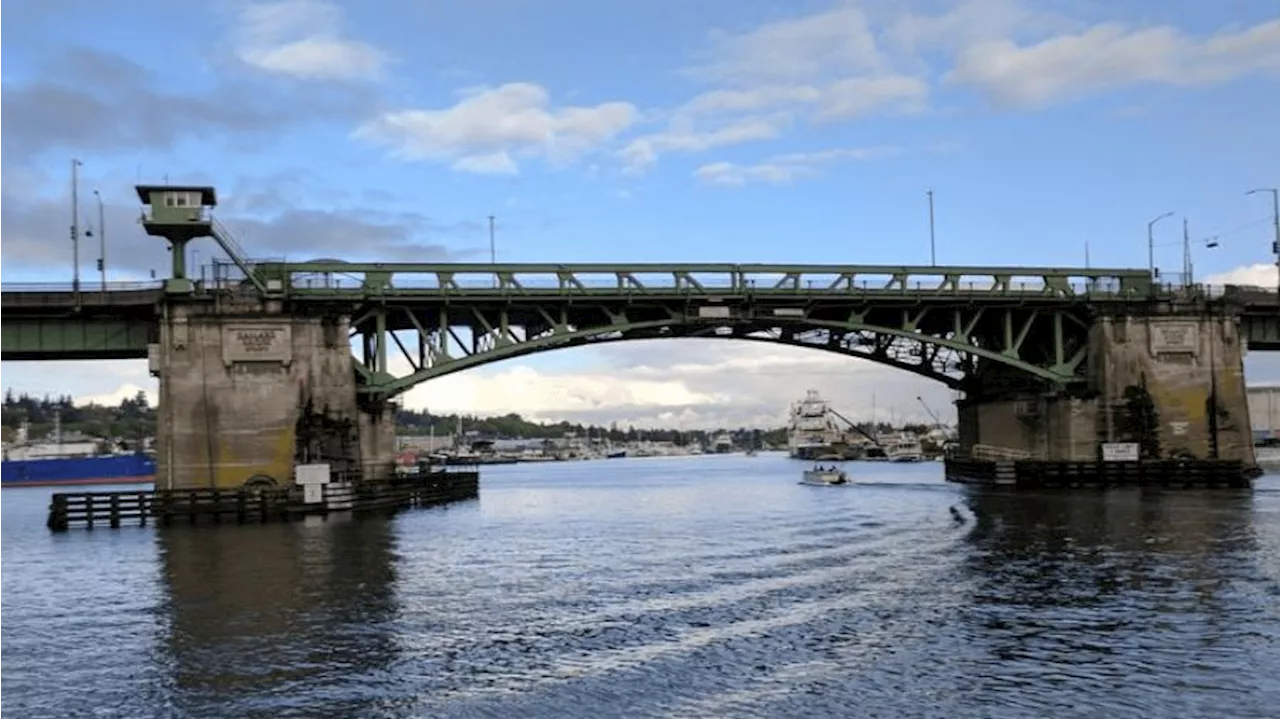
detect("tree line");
top-left (2, 391), bottom-right (938, 447)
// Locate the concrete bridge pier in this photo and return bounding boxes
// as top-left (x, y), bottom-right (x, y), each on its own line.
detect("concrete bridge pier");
top-left (152, 300), bottom-right (396, 490)
top-left (954, 313), bottom-right (1256, 468)
top-left (1088, 313), bottom-right (1255, 464)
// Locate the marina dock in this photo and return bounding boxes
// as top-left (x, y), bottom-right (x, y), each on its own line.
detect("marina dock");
top-left (46, 469), bottom-right (479, 532)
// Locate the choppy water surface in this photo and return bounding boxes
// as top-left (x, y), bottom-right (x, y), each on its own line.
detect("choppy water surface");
top-left (4, 455), bottom-right (1280, 718)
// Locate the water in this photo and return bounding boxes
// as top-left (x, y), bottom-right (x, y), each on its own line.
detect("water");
top-left (3, 455), bottom-right (1279, 718)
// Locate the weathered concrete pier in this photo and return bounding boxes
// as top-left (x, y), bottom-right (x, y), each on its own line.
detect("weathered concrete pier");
top-left (946, 300), bottom-right (1264, 486)
top-left (133, 185), bottom-right (398, 490)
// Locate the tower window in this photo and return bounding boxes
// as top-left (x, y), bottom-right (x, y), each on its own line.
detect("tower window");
top-left (163, 191), bottom-right (201, 208)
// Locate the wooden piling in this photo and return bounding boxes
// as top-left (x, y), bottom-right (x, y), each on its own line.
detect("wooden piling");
top-left (45, 469), bottom-right (480, 532)
top-left (944, 458), bottom-right (1253, 488)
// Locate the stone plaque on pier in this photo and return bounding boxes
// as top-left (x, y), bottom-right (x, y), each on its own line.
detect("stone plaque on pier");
top-left (1149, 322), bottom-right (1198, 356)
top-left (223, 324), bottom-right (292, 364)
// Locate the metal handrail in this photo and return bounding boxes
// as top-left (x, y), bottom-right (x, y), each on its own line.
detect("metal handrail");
top-left (0, 281), bottom-right (164, 292)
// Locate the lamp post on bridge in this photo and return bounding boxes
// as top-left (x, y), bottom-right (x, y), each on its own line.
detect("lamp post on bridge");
top-left (93, 189), bottom-right (106, 291)
top-left (70, 159), bottom-right (83, 298)
top-left (1147, 211), bottom-right (1174, 281)
top-left (926, 189), bottom-right (937, 266)
top-left (488, 214), bottom-right (497, 288)
top-left (1245, 188), bottom-right (1279, 296)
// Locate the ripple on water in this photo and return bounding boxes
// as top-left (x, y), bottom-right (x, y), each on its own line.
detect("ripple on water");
top-left (3, 460), bottom-right (1280, 718)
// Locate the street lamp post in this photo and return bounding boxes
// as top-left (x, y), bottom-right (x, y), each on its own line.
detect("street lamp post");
top-left (1147, 211), bottom-right (1174, 280)
top-left (93, 189), bottom-right (106, 291)
top-left (1246, 188), bottom-right (1280, 296)
top-left (926, 189), bottom-right (936, 265)
top-left (488, 214), bottom-right (497, 288)
top-left (70, 159), bottom-right (83, 297)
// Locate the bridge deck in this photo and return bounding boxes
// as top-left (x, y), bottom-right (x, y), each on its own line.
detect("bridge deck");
top-left (3, 265), bottom-right (1276, 359)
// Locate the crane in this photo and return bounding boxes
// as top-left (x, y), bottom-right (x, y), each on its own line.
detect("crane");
top-left (916, 396), bottom-right (944, 429)
top-left (827, 407), bottom-right (884, 448)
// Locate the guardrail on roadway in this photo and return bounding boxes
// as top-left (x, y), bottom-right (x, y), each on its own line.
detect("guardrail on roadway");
top-left (1, 281), bottom-right (164, 292)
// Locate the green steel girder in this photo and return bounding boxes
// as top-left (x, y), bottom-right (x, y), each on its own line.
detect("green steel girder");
top-left (1, 317), bottom-right (155, 360)
top-left (272, 262), bottom-right (1155, 301)
top-left (349, 301), bottom-right (1093, 397)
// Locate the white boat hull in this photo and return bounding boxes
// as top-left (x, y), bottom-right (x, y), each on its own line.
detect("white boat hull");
top-left (800, 469), bottom-right (849, 486)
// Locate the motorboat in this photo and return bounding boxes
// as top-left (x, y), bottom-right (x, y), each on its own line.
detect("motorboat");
top-left (801, 464), bottom-right (850, 486)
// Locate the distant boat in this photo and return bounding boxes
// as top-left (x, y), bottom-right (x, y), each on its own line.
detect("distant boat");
top-left (2, 417), bottom-right (154, 487)
top-left (605, 449), bottom-right (627, 459)
top-left (800, 463), bottom-right (850, 486)
top-left (2, 453), bottom-right (155, 488)
top-left (787, 389), bottom-right (847, 459)
top-left (884, 433), bottom-right (925, 463)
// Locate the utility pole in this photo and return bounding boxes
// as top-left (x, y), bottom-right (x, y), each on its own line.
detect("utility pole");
top-left (926, 189), bottom-right (936, 265)
top-left (488, 215), bottom-right (496, 264)
top-left (1085, 240), bottom-right (1091, 268)
top-left (488, 214), bottom-right (497, 288)
top-left (1147, 211), bottom-right (1174, 280)
top-left (1182, 216), bottom-right (1191, 287)
top-left (93, 189), bottom-right (106, 291)
top-left (1246, 188), bottom-right (1280, 296)
top-left (70, 159), bottom-right (83, 297)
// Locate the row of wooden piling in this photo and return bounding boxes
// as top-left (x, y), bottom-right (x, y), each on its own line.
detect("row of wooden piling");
top-left (944, 458), bottom-right (1254, 489)
top-left (46, 471), bottom-right (480, 531)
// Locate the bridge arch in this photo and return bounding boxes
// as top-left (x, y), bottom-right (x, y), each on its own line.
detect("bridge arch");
top-left (352, 309), bottom-right (1090, 398)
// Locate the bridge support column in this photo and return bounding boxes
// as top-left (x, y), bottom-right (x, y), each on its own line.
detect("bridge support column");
top-left (1089, 314), bottom-right (1255, 464)
top-left (955, 393), bottom-right (1098, 461)
top-left (357, 403), bottom-right (397, 480)
top-left (954, 314), bottom-right (1255, 467)
top-left (153, 303), bottom-right (395, 489)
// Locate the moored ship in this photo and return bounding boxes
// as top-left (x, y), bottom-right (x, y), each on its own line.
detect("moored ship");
top-left (1, 420), bottom-right (155, 487)
top-left (3, 453), bottom-right (156, 487)
top-left (786, 390), bottom-right (849, 460)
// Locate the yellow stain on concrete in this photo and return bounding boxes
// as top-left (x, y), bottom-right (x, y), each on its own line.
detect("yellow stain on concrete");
top-left (211, 425), bottom-right (296, 488)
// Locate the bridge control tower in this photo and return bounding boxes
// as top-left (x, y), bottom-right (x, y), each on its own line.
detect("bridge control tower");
top-left (136, 184), bottom-right (267, 295)
top-left (136, 185), bottom-right (217, 292)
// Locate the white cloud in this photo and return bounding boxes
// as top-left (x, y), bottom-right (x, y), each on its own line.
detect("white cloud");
top-left (79, 383), bottom-right (158, 408)
top-left (2, 361), bottom-right (157, 407)
top-left (688, 6), bottom-right (888, 85)
top-left (885, 0), bottom-right (1076, 56)
top-left (694, 146), bottom-right (898, 187)
top-left (358, 83), bottom-right (638, 174)
top-left (682, 86), bottom-right (823, 116)
top-left (623, 2), bottom-right (1280, 170)
top-left (813, 75), bottom-right (930, 120)
top-left (399, 341), bottom-right (957, 429)
top-left (237, 0), bottom-right (387, 81)
top-left (946, 18), bottom-right (1280, 108)
top-left (620, 3), bottom-right (930, 172)
top-left (618, 115), bottom-right (788, 172)
top-left (1202, 262), bottom-right (1280, 288)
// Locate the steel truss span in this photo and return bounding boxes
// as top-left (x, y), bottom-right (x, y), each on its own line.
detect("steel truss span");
top-left (349, 301), bottom-right (1093, 397)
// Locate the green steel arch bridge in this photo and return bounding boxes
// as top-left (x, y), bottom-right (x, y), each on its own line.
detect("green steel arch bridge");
top-left (5, 182), bottom-right (1277, 490)
top-left (2, 180), bottom-right (1276, 401)
top-left (4, 261), bottom-right (1277, 400)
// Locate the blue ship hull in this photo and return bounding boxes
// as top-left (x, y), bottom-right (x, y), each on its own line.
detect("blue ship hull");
top-left (1, 454), bottom-right (156, 488)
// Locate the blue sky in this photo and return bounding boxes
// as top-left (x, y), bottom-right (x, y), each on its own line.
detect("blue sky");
top-left (2, 0), bottom-right (1278, 427)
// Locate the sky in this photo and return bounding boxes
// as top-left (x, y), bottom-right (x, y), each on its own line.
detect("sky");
top-left (2, 0), bottom-right (1279, 429)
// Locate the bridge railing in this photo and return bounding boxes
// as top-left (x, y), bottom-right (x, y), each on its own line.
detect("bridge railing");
top-left (3, 267), bottom-right (1275, 304)
top-left (0, 281), bottom-right (164, 293)
top-left (268, 263), bottom-right (1164, 298)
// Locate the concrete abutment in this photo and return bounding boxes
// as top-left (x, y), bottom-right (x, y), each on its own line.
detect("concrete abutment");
top-left (954, 313), bottom-right (1257, 469)
top-left (153, 300), bottom-right (396, 490)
